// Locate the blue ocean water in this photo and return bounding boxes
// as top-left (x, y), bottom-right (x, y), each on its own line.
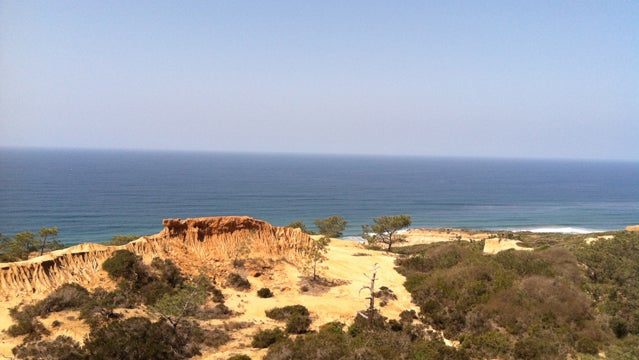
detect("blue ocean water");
top-left (1, 149), bottom-right (638, 245)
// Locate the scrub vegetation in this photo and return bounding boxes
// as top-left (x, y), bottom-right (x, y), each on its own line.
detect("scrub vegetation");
top-left (3, 230), bottom-right (639, 359)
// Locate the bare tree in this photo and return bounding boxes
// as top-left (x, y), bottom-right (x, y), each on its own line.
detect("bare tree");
top-left (358, 263), bottom-right (380, 328)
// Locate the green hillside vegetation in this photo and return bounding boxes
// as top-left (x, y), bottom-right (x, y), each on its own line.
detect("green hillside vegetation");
top-left (395, 231), bottom-right (639, 359)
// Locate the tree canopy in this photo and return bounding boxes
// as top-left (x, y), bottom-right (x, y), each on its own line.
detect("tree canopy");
top-left (0, 227), bottom-right (64, 262)
top-left (313, 216), bottom-right (348, 238)
top-left (362, 215), bottom-right (412, 251)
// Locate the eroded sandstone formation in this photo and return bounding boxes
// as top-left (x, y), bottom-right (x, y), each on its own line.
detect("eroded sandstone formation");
top-left (0, 216), bottom-right (313, 298)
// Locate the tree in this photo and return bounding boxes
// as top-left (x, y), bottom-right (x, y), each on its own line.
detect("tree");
top-left (358, 263), bottom-right (380, 329)
top-left (38, 227), bottom-right (63, 256)
top-left (287, 221), bottom-right (314, 234)
top-left (313, 215), bottom-right (348, 238)
top-left (151, 285), bottom-right (207, 330)
top-left (308, 236), bottom-right (330, 281)
top-left (0, 231), bottom-right (38, 261)
top-left (362, 215), bottom-right (412, 251)
top-left (0, 228), bottom-right (64, 261)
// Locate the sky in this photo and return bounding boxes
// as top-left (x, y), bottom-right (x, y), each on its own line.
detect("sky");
top-left (1, 1), bottom-right (637, 160)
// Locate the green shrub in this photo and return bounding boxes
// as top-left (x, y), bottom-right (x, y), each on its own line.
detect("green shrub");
top-left (576, 337), bottom-right (599, 355)
top-left (399, 309), bottom-right (417, 324)
top-left (227, 273), bottom-right (251, 290)
top-left (513, 334), bottom-right (562, 360)
top-left (257, 288), bottom-right (274, 298)
top-left (197, 327), bottom-right (232, 349)
top-left (285, 313), bottom-right (312, 334)
top-left (150, 257), bottom-right (184, 288)
top-left (373, 286), bottom-right (397, 306)
top-left (195, 303), bottom-right (233, 320)
top-left (211, 287), bottom-right (225, 303)
top-left (78, 288), bottom-right (127, 328)
top-left (611, 317), bottom-right (629, 338)
top-left (575, 231), bottom-right (639, 336)
top-left (460, 331), bottom-right (512, 359)
top-left (265, 305), bottom-right (309, 321)
top-left (84, 317), bottom-right (202, 359)
top-left (6, 305), bottom-right (50, 340)
top-left (264, 320), bottom-right (467, 360)
top-left (36, 283), bottom-right (90, 316)
top-left (12, 335), bottom-right (86, 360)
top-left (228, 355), bottom-right (251, 360)
top-left (139, 281), bottom-right (173, 305)
top-left (102, 250), bottom-right (139, 280)
top-left (318, 321), bottom-right (343, 333)
top-left (251, 328), bottom-right (287, 348)
top-left (193, 274), bottom-right (225, 302)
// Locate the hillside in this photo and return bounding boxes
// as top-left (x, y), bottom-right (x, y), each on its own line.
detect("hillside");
top-left (0, 217), bottom-right (418, 359)
top-left (1, 219), bottom-right (638, 359)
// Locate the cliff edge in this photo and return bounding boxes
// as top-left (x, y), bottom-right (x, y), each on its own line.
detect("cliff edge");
top-left (0, 216), bottom-right (312, 298)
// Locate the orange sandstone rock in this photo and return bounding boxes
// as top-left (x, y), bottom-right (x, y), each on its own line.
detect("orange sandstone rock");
top-left (0, 216), bottom-right (312, 297)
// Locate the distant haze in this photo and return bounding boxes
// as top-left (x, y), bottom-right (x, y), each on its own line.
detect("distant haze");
top-left (1, 1), bottom-right (637, 160)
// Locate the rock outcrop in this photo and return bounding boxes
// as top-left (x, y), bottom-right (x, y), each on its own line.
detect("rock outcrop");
top-left (0, 216), bottom-right (313, 298)
top-left (626, 225), bottom-right (639, 232)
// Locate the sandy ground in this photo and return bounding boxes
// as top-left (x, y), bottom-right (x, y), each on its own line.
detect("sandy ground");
top-left (402, 228), bottom-right (494, 245)
top-left (0, 238), bottom-right (417, 359)
top-left (201, 238), bottom-right (417, 359)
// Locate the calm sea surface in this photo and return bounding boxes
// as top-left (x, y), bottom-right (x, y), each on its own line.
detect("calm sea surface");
top-left (1, 149), bottom-right (638, 245)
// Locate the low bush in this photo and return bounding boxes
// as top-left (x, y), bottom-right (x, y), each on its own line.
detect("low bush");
top-left (6, 305), bottom-right (50, 341)
top-left (193, 274), bottom-right (225, 302)
top-left (35, 283), bottom-right (90, 316)
top-left (150, 257), bottom-right (184, 288)
top-left (84, 317), bottom-right (203, 359)
top-left (257, 288), bottom-right (273, 298)
top-left (79, 288), bottom-right (127, 329)
top-left (139, 281), bottom-right (173, 305)
top-left (195, 304), bottom-right (233, 320)
top-left (102, 250), bottom-right (140, 280)
top-left (374, 286), bottom-right (397, 307)
top-left (285, 313), bottom-right (312, 334)
top-left (228, 355), bottom-right (251, 360)
top-left (12, 335), bottom-right (85, 360)
top-left (265, 305), bottom-right (309, 321)
top-left (251, 328), bottom-right (287, 348)
top-left (227, 273), bottom-right (251, 290)
top-left (264, 318), bottom-right (467, 360)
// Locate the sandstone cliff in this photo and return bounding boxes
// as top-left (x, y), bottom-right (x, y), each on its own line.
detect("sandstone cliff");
top-left (0, 216), bottom-right (312, 298)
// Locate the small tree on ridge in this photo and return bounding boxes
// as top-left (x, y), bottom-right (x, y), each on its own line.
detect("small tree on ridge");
top-left (362, 215), bottom-right (412, 252)
top-left (313, 216), bottom-right (348, 238)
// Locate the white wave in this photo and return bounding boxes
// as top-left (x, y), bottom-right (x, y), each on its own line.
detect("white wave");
top-left (511, 226), bottom-right (605, 234)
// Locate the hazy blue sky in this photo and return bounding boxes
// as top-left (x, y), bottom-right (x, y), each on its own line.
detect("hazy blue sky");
top-left (1, 1), bottom-right (637, 160)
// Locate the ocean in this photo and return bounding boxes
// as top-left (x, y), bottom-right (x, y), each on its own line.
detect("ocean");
top-left (1, 149), bottom-right (638, 245)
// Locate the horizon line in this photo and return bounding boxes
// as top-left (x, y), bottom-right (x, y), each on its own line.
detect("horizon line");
top-left (1, 145), bottom-right (637, 163)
